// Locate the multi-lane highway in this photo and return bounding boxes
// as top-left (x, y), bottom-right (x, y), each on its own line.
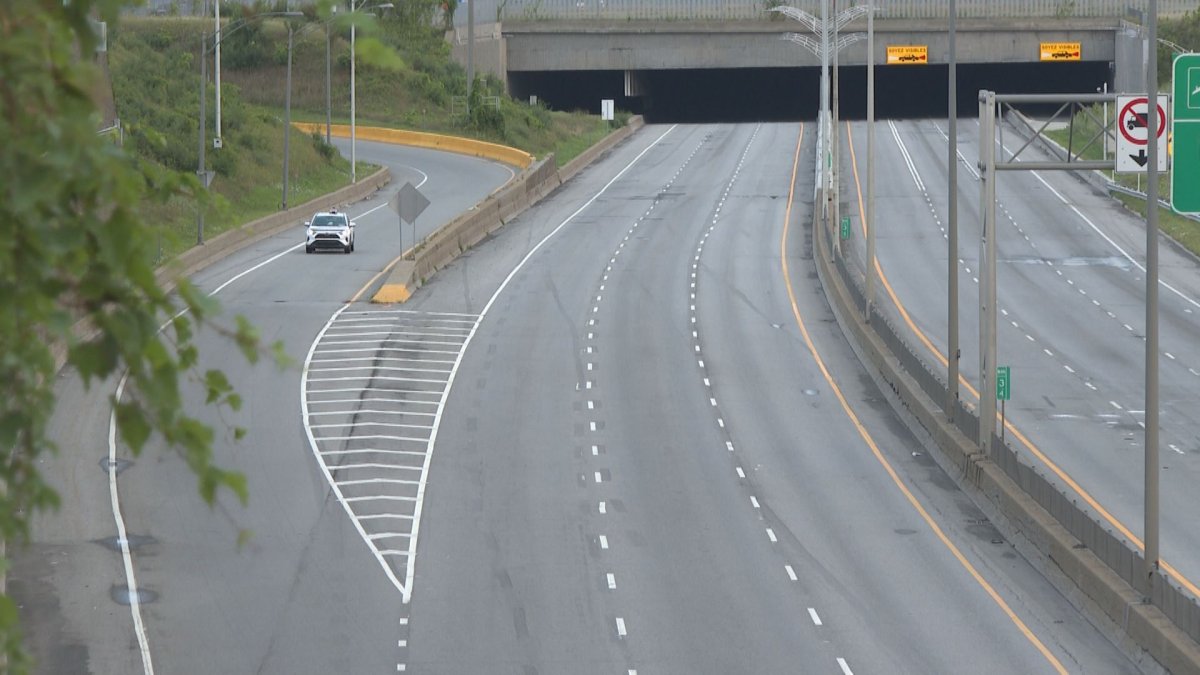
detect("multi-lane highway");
top-left (17, 123), bottom-right (1147, 673)
top-left (843, 116), bottom-right (1200, 605)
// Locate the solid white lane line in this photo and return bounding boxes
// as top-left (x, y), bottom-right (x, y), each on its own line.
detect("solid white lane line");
top-left (336, 477), bottom-right (420, 487)
top-left (319, 448), bottom-right (426, 457)
top-left (310, 422), bottom-right (433, 431)
top-left (308, 410), bottom-right (436, 419)
top-left (368, 533), bottom-right (413, 541)
top-left (357, 513), bottom-right (415, 521)
top-left (327, 463), bottom-right (423, 472)
top-left (808, 607), bottom-right (822, 626)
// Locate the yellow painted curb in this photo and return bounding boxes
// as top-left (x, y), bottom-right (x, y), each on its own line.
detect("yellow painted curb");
top-left (372, 283), bottom-right (412, 304)
top-left (294, 122), bottom-right (533, 168)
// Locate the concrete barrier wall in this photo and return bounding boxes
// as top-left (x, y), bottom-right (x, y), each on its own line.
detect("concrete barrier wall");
top-left (292, 122), bottom-right (533, 169)
top-left (810, 189), bottom-right (1200, 673)
top-left (374, 117), bottom-right (645, 300)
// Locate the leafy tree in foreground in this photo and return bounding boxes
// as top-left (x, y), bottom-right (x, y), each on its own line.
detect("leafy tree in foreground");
top-left (0, 0), bottom-right (263, 668)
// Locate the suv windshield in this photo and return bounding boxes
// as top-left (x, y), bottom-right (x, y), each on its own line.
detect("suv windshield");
top-left (311, 215), bottom-right (345, 228)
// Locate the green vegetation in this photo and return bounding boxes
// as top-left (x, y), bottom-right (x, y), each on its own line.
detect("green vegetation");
top-left (109, 16), bottom-right (363, 257)
top-left (112, 6), bottom-right (619, 249)
top-left (2, 1), bottom-right (282, 669)
top-left (206, 10), bottom-right (612, 162)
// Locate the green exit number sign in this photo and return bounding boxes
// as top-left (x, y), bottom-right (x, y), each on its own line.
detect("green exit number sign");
top-left (996, 366), bottom-right (1011, 401)
top-left (840, 216), bottom-right (851, 240)
top-left (1172, 54), bottom-right (1200, 214)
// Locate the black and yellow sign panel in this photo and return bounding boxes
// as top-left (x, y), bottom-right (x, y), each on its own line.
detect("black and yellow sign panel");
top-left (886, 45), bottom-right (928, 65)
top-left (1040, 42), bottom-right (1081, 61)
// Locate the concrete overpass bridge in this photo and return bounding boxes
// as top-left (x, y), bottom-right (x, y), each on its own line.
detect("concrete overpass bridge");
top-left (448, 0), bottom-right (1189, 121)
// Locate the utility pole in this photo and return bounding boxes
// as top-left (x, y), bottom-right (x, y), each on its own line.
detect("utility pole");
top-left (1143, 0), bottom-right (1161, 594)
top-left (947, 0), bottom-right (960, 419)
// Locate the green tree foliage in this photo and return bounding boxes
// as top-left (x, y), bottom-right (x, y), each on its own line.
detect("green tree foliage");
top-left (0, 0), bottom-right (270, 667)
top-left (1160, 8), bottom-right (1200, 83)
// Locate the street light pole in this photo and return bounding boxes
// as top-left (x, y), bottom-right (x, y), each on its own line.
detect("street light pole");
top-left (349, 1), bottom-right (393, 185)
top-left (865, 0), bottom-right (875, 321)
top-left (947, 0), bottom-right (960, 419)
top-left (1144, 0), bottom-right (1161, 594)
top-left (283, 22), bottom-right (294, 210)
top-left (198, 34), bottom-right (208, 245)
top-left (326, 8), bottom-right (334, 144)
top-left (195, 12), bottom-right (302, 246)
top-left (350, 10), bottom-right (357, 183)
top-left (214, 0), bottom-right (222, 145)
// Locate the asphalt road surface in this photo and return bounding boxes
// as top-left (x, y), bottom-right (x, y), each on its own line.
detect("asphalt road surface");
top-left (15, 125), bottom-right (1142, 674)
top-left (842, 117), bottom-right (1200, 607)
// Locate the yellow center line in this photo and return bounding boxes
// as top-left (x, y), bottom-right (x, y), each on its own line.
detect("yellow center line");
top-left (843, 121), bottom-right (1200, 600)
top-left (782, 122), bottom-right (1067, 674)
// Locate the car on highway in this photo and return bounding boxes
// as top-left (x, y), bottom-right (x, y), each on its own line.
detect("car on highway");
top-left (305, 210), bottom-right (355, 254)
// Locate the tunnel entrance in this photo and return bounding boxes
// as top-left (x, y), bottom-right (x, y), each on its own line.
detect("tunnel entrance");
top-left (508, 61), bottom-right (1111, 122)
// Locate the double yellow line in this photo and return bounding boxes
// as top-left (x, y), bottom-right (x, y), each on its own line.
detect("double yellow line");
top-left (841, 121), bottom-right (1200, 601)
top-left (781, 123), bottom-right (1068, 673)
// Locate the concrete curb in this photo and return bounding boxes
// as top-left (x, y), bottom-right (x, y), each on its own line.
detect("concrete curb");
top-left (53, 167), bottom-right (391, 374)
top-left (154, 167), bottom-right (391, 294)
top-left (811, 196), bottom-right (1200, 673)
top-left (372, 117), bottom-right (645, 303)
top-left (292, 122), bottom-right (534, 169)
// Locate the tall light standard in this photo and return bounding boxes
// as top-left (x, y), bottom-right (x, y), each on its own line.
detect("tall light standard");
top-left (214, 0), bottom-right (222, 147)
top-left (197, 12), bottom-right (302, 245)
top-left (283, 13), bottom-right (342, 210)
top-left (772, 2), bottom-right (866, 246)
top-left (326, 5), bottom-right (336, 143)
top-left (350, 1), bottom-right (394, 184)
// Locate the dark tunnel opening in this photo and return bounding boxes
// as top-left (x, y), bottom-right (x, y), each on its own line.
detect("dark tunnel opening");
top-left (508, 61), bottom-right (1111, 122)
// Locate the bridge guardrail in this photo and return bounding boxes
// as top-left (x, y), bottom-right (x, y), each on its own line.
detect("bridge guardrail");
top-left (459, 0), bottom-right (1192, 24)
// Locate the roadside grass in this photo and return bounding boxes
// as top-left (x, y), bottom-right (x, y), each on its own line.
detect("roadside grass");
top-left (217, 18), bottom-right (615, 161)
top-left (111, 17), bottom-right (365, 258)
top-left (1045, 108), bottom-right (1200, 259)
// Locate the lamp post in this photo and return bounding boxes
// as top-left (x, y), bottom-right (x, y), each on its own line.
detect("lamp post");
top-left (350, 1), bottom-right (394, 184)
top-left (772, 2), bottom-right (866, 247)
top-left (214, 0), bottom-right (222, 146)
top-left (197, 12), bottom-right (302, 245)
top-left (326, 5), bottom-right (335, 143)
top-left (284, 13), bottom-right (343, 211)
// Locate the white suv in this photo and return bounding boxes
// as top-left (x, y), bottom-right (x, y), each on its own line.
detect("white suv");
top-left (305, 210), bottom-right (355, 254)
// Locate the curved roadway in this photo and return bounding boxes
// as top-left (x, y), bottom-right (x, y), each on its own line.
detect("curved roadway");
top-left (15, 125), bottom-right (1141, 673)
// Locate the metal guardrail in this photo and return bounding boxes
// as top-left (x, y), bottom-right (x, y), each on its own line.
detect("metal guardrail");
top-left (1107, 181), bottom-right (1200, 226)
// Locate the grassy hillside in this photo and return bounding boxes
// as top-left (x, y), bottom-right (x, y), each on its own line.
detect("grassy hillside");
top-left (110, 17), bottom-right (359, 257)
top-left (211, 13), bottom-right (614, 161)
top-left (110, 13), bottom-right (614, 257)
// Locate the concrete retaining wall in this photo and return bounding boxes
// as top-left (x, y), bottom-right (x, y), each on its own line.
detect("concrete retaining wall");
top-left (373, 116), bottom-right (645, 302)
top-left (154, 167), bottom-right (391, 293)
top-left (810, 191), bottom-right (1200, 673)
